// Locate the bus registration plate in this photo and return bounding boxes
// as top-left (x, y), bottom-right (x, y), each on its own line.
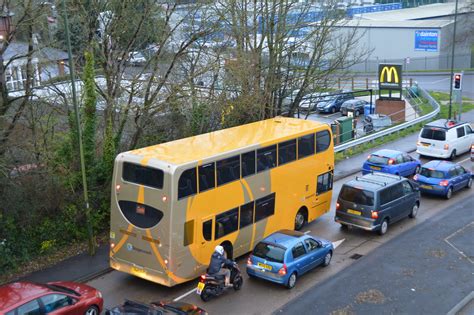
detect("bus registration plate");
top-left (196, 282), bottom-right (205, 295)
top-left (370, 166), bottom-right (381, 170)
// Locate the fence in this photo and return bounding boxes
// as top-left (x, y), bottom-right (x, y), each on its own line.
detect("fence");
top-left (348, 53), bottom-right (472, 72)
top-left (333, 85), bottom-right (440, 153)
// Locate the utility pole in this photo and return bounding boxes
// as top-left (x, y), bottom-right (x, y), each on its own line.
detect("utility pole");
top-left (61, 0), bottom-right (96, 255)
top-left (447, 0), bottom-right (459, 120)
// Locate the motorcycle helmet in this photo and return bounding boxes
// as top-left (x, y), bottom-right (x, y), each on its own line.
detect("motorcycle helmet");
top-left (215, 245), bottom-right (224, 256)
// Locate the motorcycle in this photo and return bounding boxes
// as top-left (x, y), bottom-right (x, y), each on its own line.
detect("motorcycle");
top-left (196, 261), bottom-right (243, 302)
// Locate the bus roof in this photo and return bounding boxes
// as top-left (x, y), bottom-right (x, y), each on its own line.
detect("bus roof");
top-left (127, 117), bottom-right (327, 165)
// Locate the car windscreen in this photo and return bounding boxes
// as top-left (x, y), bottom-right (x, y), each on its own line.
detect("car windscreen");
top-left (367, 155), bottom-right (390, 165)
top-left (339, 185), bottom-right (375, 206)
top-left (253, 242), bottom-right (286, 263)
top-left (420, 167), bottom-right (445, 179)
top-left (421, 127), bottom-right (446, 141)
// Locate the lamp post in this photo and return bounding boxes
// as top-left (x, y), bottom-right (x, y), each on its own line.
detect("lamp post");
top-left (61, 0), bottom-right (95, 255)
top-left (448, 0), bottom-right (459, 120)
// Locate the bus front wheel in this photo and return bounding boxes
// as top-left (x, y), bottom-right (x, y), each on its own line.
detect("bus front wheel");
top-left (294, 209), bottom-right (307, 231)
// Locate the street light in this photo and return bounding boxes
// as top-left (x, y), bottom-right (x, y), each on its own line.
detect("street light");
top-left (61, 0), bottom-right (95, 255)
top-left (447, 0), bottom-right (459, 120)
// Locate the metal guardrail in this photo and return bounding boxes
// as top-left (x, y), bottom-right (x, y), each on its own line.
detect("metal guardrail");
top-left (334, 85), bottom-right (440, 153)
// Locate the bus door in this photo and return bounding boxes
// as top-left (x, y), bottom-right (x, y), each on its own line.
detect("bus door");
top-left (199, 216), bottom-right (214, 266)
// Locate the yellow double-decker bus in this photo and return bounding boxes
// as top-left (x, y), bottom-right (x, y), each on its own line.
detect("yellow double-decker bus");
top-left (109, 117), bottom-right (334, 287)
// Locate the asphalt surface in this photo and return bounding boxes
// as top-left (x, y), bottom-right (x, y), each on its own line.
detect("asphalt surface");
top-left (84, 155), bottom-right (472, 315)
top-left (275, 193), bottom-right (474, 315)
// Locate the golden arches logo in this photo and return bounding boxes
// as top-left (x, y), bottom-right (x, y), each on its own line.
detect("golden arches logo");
top-left (380, 66), bottom-right (399, 83)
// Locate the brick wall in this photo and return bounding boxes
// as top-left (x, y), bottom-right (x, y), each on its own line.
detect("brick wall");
top-left (375, 99), bottom-right (406, 123)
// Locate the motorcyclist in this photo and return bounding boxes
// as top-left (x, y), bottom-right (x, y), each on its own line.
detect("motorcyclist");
top-left (207, 245), bottom-right (233, 287)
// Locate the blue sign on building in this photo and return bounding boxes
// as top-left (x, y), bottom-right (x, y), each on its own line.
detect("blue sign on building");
top-left (414, 30), bottom-right (439, 52)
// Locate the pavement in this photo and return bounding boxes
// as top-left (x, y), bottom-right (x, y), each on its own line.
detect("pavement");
top-left (275, 193), bottom-right (474, 315)
top-left (12, 110), bottom-right (474, 288)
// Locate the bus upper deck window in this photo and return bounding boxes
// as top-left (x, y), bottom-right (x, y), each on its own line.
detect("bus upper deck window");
top-left (178, 168), bottom-right (197, 199)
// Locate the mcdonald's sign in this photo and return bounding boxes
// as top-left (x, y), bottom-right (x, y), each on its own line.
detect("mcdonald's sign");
top-left (378, 64), bottom-right (402, 90)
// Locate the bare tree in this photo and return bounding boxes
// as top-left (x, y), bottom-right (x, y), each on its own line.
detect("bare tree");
top-left (0, 0), bottom-right (50, 157)
top-left (212, 0), bottom-right (369, 122)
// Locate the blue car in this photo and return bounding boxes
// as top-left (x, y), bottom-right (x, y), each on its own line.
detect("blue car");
top-left (414, 160), bottom-right (472, 199)
top-left (246, 230), bottom-right (333, 289)
top-left (362, 149), bottom-right (420, 177)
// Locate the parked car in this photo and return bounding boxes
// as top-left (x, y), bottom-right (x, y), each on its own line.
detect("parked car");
top-left (340, 99), bottom-right (369, 117)
top-left (362, 149), bottom-right (420, 177)
top-left (127, 51), bottom-right (147, 66)
top-left (246, 229), bottom-right (333, 289)
top-left (335, 173), bottom-right (420, 235)
top-left (413, 160), bottom-right (472, 199)
top-left (316, 92), bottom-right (354, 113)
top-left (106, 299), bottom-right (207, 315)
top-left (0, 281), bottom-right (103, 315)
top-left (298, 92), bottom-right (329, 111)
top-left (416, 119), bottom-right (474, 160)
top-left (362, 114), bottom-right (392, 133)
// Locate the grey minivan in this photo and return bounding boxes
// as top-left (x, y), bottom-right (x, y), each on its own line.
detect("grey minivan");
top-left (335, 173), bottom-right (420, 235)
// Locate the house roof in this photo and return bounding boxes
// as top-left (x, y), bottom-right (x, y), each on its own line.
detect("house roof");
top-left (3, 42), bottom-right (68, 62)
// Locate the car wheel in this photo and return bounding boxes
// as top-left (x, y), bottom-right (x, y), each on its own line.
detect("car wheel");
top-left (409, 203), bottom-right (419, 218)
top-left (445, 187), bottom-right (453, 199)
top-left (322, 251), bottom-right (332, 267)
top-left (331, 107), bottom-right (336, 114)
top-left (85, 306), bottom-right (99, 315)
top-left (200, 286), bottom-right (212, 302)
top-left (340, 223), bottom-right (348, 230)
top-left (294, 210), bottom-right (306, 231)
top-left (378, 219), bottom-right (388, 236)
top-left (354, 110), bottom-right (360, 117)
top-left (233, 275), bottom-right (243, 291)
top-left (449, 150), bottom-right (457, 160)
top-left (414, 166), bottom-right (420, 175)
top-left (286, 272), bottom-right (297, 289)
top-left (466, 178), bottom-right (472, 189)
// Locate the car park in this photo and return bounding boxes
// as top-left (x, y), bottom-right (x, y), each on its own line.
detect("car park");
top-left (298, 92), bottom-right (329, 111)
top-left (246, 229), bottom-right (333, 289)
top-left (106, 299), bottom-right (207, 315)
top-left (413, 160), bottom-right (472, 199)
top-left (0, 281), bottom-right (103, 315)
top-left (416, 119), bottom-right (474, 160)
top-left (340, 99), bottom-right (369, 117)
top-left (335, 173), bottom-right (420, 235)
top-left (316, 92), bottom-right (354, 113)
top-left (362, 149), bottom-right (420, 177)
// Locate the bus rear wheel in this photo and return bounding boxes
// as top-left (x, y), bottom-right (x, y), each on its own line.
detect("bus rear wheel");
top-left (294, 209), bottom-right (307, 231)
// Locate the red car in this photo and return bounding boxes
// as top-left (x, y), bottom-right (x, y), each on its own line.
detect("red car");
top-left (0, 281), bottom-right (103, 315)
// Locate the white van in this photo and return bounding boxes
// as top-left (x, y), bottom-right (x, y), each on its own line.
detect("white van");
top-left (416, 119), bottom-right (474, 159)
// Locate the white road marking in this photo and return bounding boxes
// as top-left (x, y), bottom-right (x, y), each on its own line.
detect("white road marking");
top-left (304, 230), bottom-right (311, 234)
top-left (173, 288), bottom-right (197, 302)
top-left (444, 221), bottom-right (474, 264)
top-left (429, 78), bottom-right (450, 84)
top-left (323, 112), bottom-right (340, 118)
top-left (332, 239), bottom-right (345, 249)
top-left (458, 156), bottom-right (470, 164)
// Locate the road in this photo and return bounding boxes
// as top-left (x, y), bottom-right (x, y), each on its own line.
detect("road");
top-left (87, 154), bottom-right (473, 314)
top-left (277, 192), bottom-right (474, 315)
top-left (409, 73), bottom-right (474, 99)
